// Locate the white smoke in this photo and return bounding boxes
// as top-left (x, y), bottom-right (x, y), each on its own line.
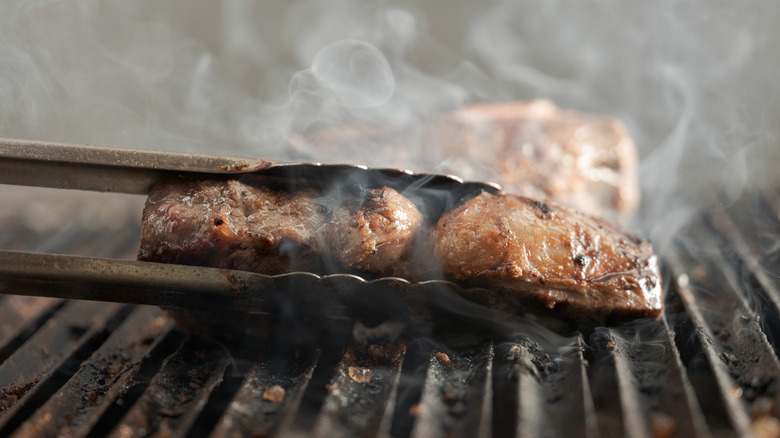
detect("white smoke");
top-left (466, 0), bottom-right (780, 234)
top-left (1, 0), bottom-right (779, 236)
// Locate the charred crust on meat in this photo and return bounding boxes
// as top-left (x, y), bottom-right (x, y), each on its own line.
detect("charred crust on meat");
top-left (529, 199), bottom-right (552, 218)
top-left (369, 188), bottom-right (386, 200)
top-left (574, 254), bottom-right (590, 266)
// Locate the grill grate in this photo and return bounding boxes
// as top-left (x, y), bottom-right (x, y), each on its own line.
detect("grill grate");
top-left (12, 306), bottom-right (172, 438)
top-left (3, 189), bottom-right (780, 437)
top-left (210, 350), bottom-right (319, 437)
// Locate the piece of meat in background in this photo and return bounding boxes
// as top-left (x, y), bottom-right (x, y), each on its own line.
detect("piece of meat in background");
top-left (434, 100), bottom-right (639, 221)
top-left (290, 100), bottom-right (639, 221)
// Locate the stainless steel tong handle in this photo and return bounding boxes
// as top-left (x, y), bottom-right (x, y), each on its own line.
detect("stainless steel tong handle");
top-left (0, 138), bottom-right (270, 194)
top-left (0, 138), bottom-right (501, 195)
top-left (0, 250), bottom-right (288, 313)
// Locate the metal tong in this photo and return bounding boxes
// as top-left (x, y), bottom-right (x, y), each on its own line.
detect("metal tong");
top-left (0, 139), bottom-right (503, 316)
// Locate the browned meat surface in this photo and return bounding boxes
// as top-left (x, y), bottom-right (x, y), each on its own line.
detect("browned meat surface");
top-left (139, 175), bottom-right (659, 325)
top-left (430, 192), bottom-right (661, 323)
top-left (138, 179), bottom-right (325, 275)
top-left (319, 187), bottom-right (424, 278)
top-left (434, 100), bottom-right (639, 221)
top-left (138, 179), bottom-right (423, 278)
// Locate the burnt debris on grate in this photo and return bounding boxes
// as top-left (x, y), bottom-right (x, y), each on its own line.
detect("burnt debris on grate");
top-left (404, 343), bottom-right (494, 438)
top-left (10, 306), bottom-right (173, 438)
top-left (104, 335), bottom-right (232, 438)
top-left (666, 209), bottom-right (780, 437)
top-left (491, 335), bottom-right (598, 438)
top-left (0, 301), bottom-right (130, 434)
top-left (296, 342), bottom-right (406, 438)
top-left (208, 350), bottom-right (320, 438)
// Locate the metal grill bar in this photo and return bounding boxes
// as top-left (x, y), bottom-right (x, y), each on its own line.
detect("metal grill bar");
top-left (710, 208), bottom-right (780, 350)
top-left (601, 319), bottom-right (710, 438)
top-left (311, 343), bottom-right (406, 438)
top-left (0, 301), bottom-right (126, 432)
top-left (105, 336), bottom-right (231, 438)
top-left (409, 344), bottom-right (494, 438)
top-left (668, 218), bottom-right (780, 436)
top-left (208, 352), bottom-right (320, 438)
top-left (0, 296), bottom-right (62, 358)
top-left (10, 306), bottom-right (173, 438)
top-left (508, 336), bottom-right (598, 438)
top-left (676, 282), bottom-right (756, 436)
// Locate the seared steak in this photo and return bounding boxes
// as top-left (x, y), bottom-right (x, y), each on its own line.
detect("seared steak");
top-left (139, 177), bottom-right (661, 325)
top-left (430, 192), bottom-right (661, 323)
top-left (138, 179), bottom-right (324, 275)
top-left (138, 179), bottom-right (424, 278)
top-left (319, 186), bottom-right (424, 278)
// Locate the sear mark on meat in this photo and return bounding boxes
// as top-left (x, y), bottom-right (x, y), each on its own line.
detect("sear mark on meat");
top-left (430, 192), bottom-right (662, 323)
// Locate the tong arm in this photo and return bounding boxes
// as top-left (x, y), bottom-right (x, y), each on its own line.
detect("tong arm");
top-left (0, 138), bottom-right (270, 194)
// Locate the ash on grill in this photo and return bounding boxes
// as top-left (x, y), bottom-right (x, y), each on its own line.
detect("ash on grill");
top-left (4, 187), bottom-right (780, 437)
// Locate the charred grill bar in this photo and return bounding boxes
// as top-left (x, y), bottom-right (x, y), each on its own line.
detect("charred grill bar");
top-left (2, 144), bottom-right (780, 437)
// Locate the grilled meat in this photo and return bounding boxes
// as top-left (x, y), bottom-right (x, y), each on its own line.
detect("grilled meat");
top-left (139, 175), bottom-right (660, 325)
top-left (430, 192), bottom-right (661, 323)
top-left (319, 187), bottom-right (424, 278)
top-left (137, 179), bottom-right (423, 278)
top-left (290, 100), bottom-right (639, 221)
top-left (138, 179), bottom-right (324, 275)
top-left (434, 100), bottom-right (639, 220)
